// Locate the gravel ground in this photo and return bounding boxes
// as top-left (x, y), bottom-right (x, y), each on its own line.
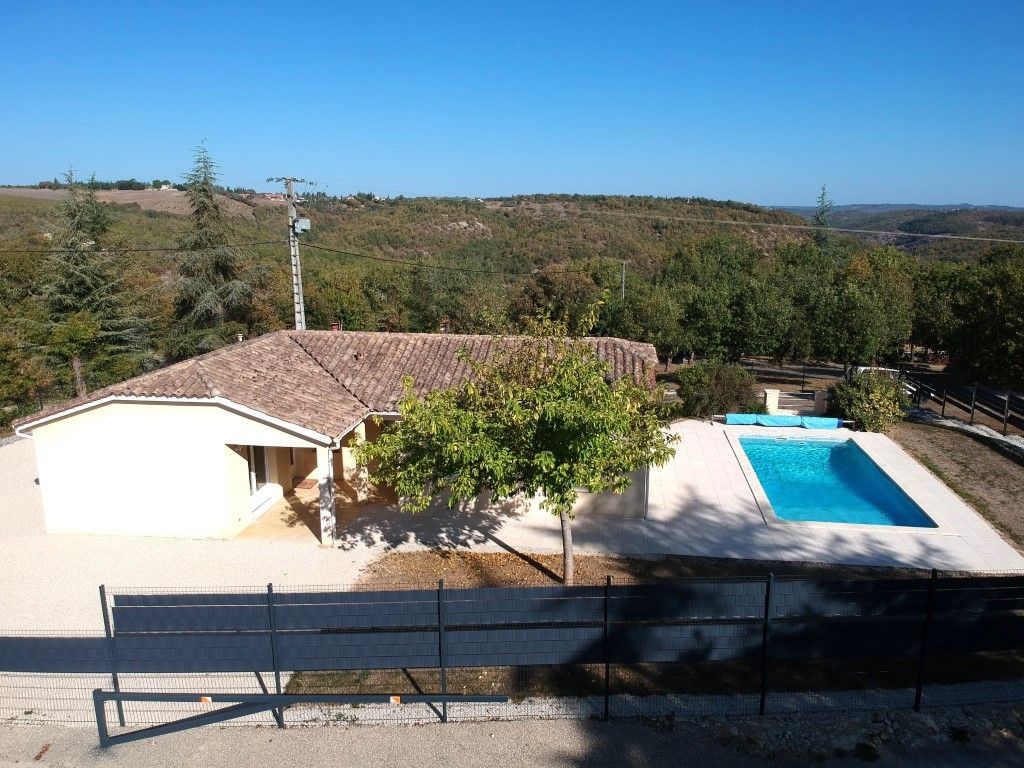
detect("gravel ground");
top-left (0, 439), bottom-right (384, 632)
top-left (2, 710), bottom-right (1023, 768)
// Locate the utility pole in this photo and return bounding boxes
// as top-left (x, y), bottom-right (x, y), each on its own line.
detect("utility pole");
top-left (267, 176), bottom-right (312, 330)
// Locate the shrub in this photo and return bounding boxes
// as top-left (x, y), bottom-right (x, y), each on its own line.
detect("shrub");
top-left (675, 360), bottom-right (763, 418)
top-left (829, 372), bottom-right (909, 432)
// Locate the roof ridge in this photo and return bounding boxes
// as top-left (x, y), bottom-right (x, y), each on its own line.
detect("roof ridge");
top-left (191, 359), bottom-right (220, 398)
top-left (286, 332), bottom-right (371, 410)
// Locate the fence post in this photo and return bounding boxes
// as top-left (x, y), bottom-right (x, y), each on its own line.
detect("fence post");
top-left (758, 573), bottom-right (774, 717)
top-left (970, 384), bottom-right (978, 424)
top-left (603, 575), bottom-right (612, 721)
top-left (1003, 394), bottom-right (1011, 436)
top-left (266, 584), bottom-right (285, 728)
top-left (98, 585), bottom-right (126, 727)
top-left (941, 389), bottom-right (947, 417)
top-left (913, 569), bottom-right (938, 712)
top-left (437, 579), bottom-right (448, 724)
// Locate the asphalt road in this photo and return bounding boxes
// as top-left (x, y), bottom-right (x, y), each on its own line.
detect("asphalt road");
top-left (2, 719), bottom-right (1024, 768)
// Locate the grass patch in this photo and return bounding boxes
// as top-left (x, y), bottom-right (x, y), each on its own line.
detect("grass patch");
top-left (899, 434), bottom-right (1023, 550)
top-left (888, 421), bottom-right (1024, 554)
top-left (287, 652), bottom-right (1024, 700)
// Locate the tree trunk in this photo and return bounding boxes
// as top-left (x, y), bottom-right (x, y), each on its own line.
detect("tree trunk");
top-left (559, 509), bottom-right (575, 586)
top-left (71, 354), bottom-right (87, 397)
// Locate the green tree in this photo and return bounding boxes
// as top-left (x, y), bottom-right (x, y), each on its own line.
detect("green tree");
top-left (726, 270), bottom-right (792, 360)
top-left (598, 283), bottom-right (685, 366)
top-left (947, 249), bottom-right (1024, 388)
top-left (813, 184), bottom-right (833, 253)
top-left (910, 260), bottom-right (963, 357)
top-left (830, 372), bottom-right (908, 432)
top-left (167, 144), bottom-right (255, 360)
top-left (829, 249), bottom-right (914, 371)
top-left (0, 334), bottom-right (51, 420)
top-left (355, 308), bottom-right (676, 584)
top-left (675, 360), bottom-right (764, 418)
top-left (40, 171), bottom-right (147, 396)
top-left (773, 241), bottom-right (837, 362)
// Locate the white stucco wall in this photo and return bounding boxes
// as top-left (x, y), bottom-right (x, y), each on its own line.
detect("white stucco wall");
top-left (28, 400), bottom-right (325, 538)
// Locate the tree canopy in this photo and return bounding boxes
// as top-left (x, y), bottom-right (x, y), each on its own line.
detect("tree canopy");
top-left (37, 171), bottom-right (147, 396)
top-left (3, 186), bottom-right (1023, 415)
top-left (355, 308), bottom-right (677, 584)
top-left (166, 144), bottom-right (259, 361)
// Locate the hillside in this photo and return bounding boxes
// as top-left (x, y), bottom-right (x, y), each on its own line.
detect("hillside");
top-left (0, 191), bottom-right (813, 335)
top-left (4, 188), bottom-right (1022, 414)
top-left (782, 203), bottom-right (1024, 260)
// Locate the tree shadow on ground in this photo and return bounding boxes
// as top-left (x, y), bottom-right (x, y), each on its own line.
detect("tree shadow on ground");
top-left (331, 491), bottom-right (532, 552)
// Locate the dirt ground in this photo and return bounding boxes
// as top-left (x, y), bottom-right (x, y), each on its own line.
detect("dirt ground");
top-left (887, 421), bottom-right (1024, 550)
top-left (0, 186), bottom-right (267, 217)
top-left (356, 550), bottom-right (924, 590)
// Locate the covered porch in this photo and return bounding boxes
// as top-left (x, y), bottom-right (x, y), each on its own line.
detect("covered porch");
top-left (235, 419), bottom-right (383, 545)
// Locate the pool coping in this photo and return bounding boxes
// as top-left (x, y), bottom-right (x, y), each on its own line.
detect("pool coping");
top-left (725, 428), bottom-right (961, 538)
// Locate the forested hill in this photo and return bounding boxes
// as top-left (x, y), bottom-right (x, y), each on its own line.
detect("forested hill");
top-left (0, 190), bottom-right (813, 344)
top-left (2, 188), bottom-right (1022, 418)
top-left (782, 203), bottom-right (1024, 261)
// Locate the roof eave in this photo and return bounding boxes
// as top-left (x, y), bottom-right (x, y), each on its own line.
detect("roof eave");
top-left (14, 394), bottom-right (337, 447)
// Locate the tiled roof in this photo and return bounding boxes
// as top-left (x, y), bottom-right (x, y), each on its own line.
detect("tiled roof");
top-left (16, 330), bottom-right (658, 439)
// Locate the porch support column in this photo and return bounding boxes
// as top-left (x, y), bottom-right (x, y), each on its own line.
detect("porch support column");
top-left (316, 446), bottom-right (336, 547)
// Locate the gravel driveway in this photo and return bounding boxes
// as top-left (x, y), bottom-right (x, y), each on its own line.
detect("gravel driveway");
top-left (0, 439), bottom-right (383, 632)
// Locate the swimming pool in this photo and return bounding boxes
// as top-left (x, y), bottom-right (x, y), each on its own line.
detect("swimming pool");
top-left (738, 436), bottom-right (937, 528)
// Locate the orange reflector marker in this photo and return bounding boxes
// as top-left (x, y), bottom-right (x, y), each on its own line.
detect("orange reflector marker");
top-left (199, 696), bottom-right (212, 704)
top-left (390, 695), bottom-right (401, 705)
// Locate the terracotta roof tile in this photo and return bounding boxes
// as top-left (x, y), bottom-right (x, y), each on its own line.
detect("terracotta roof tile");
top-left (16, 330), bottom-right (658, 438)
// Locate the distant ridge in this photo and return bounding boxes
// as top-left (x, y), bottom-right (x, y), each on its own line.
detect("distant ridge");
top-left (780, 203), bottom-right (1024, 216)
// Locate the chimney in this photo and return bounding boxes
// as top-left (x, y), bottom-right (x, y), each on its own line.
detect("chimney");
top-left (330, 322), bottom-right (342, 332)
top-left (235, 333), bottom-right (244, 343)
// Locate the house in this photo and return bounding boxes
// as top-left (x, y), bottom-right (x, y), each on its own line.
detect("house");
top-left (14, 330), bottom-right (657, 545)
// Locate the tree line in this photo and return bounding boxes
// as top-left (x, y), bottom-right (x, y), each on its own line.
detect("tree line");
top-left (2, 151), bottom-right (1022, 428)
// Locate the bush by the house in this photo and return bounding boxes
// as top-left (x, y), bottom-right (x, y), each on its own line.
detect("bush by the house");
top-left (675, 360), bottom-right (765, 419)
top-left (830, 372), bottom-right (909, 432)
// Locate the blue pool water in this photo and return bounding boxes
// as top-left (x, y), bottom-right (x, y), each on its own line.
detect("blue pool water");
top-left (738, 437), bottom-right (937, 527)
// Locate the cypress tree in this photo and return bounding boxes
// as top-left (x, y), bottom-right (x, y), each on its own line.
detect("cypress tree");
top-left (166, 144), bottom-right (254, 361)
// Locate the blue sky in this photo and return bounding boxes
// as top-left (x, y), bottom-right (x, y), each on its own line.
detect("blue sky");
top-left (2, 1), bottom-right (1022, 205)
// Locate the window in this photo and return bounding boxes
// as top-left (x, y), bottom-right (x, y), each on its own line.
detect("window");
top-left (247, 446), bottom-right (268, 495)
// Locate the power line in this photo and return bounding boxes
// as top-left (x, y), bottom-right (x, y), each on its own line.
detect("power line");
top-left (575, 208), bottom-right (1024, 245)
top-left (301, 241), bottom-right (621, 276)
top-left (0, 240), bottom-right (288, 255)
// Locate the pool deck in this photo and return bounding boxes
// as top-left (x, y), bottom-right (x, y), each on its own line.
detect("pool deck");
top-left (643, 421), bottom-right (1024, 571)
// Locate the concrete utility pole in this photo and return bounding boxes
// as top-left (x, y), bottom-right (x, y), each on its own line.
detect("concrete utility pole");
top-left (267, 176), bottom-right (311, 330)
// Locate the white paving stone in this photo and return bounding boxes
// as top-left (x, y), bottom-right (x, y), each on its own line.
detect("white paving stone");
top-left (604, 420), bottom-right (1024, 571)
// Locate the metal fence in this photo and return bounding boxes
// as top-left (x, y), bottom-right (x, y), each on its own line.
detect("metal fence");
top-left (905, 372), bottom-right (1024, 435)
top-left (3, 572), bottom-right (1024, 734)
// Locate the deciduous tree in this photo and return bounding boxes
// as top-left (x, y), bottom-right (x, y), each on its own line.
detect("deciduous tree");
top-left (355, 307), bottom-right (676, 584)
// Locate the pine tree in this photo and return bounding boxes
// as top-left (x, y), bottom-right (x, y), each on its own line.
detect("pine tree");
top-left (813, 183), bottom-right (834, 254)
top-left (41, 171), bottom-right (147, 396)
top-left (166, 144), bottom-right (254, 361)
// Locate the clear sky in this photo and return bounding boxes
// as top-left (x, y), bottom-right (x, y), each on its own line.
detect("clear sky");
top-left (2, 1), bottom-right (1022, 205)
